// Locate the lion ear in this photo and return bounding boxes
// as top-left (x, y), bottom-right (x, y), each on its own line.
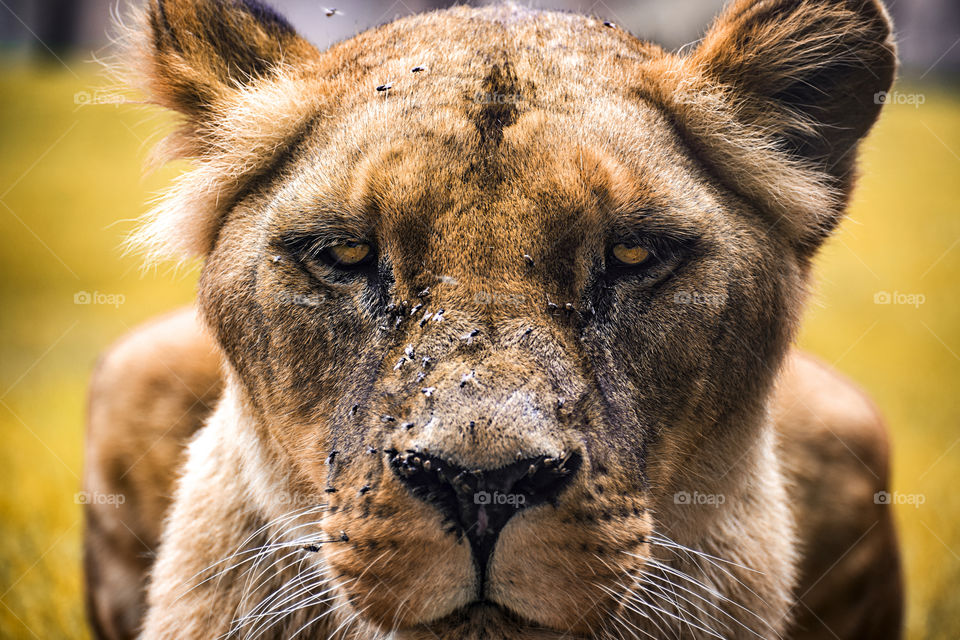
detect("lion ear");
top-left (141, 0), bottom-right (317, 121)
top-left (691, 0), bottom-right (896, 188)
top-left (123, 1), bottom-right (325, 263)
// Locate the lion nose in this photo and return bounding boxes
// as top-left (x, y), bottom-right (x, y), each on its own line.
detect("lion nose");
top-left (388, 449), bottom-right (582, 573)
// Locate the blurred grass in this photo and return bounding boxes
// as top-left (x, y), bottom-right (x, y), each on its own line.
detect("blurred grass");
top-left (0, 60), bottom-right (958, 639)
top-left (0, 61), bottom-right (195, 639)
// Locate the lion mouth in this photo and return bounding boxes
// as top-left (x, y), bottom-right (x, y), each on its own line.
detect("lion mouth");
top-left (423, 600), bottom-right (550, 635)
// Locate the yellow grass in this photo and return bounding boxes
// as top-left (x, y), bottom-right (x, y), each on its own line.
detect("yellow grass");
top-left (0, 61), bottom-right (958, 638)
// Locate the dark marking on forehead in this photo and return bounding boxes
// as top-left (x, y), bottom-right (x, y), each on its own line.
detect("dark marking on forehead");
top-left (470, 61), bottom-right (522, 149)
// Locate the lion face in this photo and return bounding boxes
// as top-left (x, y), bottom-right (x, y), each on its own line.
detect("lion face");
top-left (199, 91), bottom-right (797, 633)
top-left (130, 0), bottom-right (894, 637)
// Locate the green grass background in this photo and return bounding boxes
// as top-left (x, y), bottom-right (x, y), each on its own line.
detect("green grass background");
top-left (0, 61), bottom-right (957, 638)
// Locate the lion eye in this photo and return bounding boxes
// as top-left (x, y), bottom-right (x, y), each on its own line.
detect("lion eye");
top-left (611, 243), bottom-right (651, 266)
top-left (324, 242), bottom-right (373, 267)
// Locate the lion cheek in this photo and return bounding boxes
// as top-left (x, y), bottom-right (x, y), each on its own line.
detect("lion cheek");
top-left (488, 509), bottom-right (652, 633)
top-left (322, 498), bottom-right (476, 629)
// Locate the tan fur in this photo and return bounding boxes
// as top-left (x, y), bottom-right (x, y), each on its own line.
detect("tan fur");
top-left (775, 354), bottom-right (903, 639)
top-left (85, 1), bottom-right (901, 638)
top-left (84, 307), bottom-right (221, 639)
top-left (86, 317), bottom-right (901, 639)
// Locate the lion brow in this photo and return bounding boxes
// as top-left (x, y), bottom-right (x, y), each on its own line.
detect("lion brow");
top-left (610, 207), bottom-right (704, 241)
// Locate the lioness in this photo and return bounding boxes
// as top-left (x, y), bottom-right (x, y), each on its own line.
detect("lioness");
top-left (83, 0), bottom-right (902, 638)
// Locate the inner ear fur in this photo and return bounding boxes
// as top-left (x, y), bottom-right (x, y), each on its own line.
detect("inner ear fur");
top-left (144, 0), bottom-right (317, 121)
top-left (693, 0), bottom-right (896, 183)
top-left (643, 0), bottom-right (896, 254)
top-left (122, 0), bottom-right (326, 262)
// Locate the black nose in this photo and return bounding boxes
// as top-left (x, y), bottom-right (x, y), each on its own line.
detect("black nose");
top-left (388, 449), bottom-right (582, 574)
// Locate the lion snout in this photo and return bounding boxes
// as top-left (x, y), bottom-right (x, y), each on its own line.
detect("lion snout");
top-left (379, 353), bottom-right (588, 578)
top-left (387, 446), bottom-right (582, 574)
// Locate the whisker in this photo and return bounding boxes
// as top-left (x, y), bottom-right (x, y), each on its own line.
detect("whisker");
top-left (641, 569), bottom-right (765, 640)
top-left (647, 534), bottom-right (763, 574)
top-left (209, 506), bottom-right (328, 572)
top-left (641, 573), bottom-right (731, 638)
top-left (643, 555), bottom-right (776, 637)
top-left (643, 533), bottom-right (782, 640)
top-left (597, 581), bottom-right (676, 640)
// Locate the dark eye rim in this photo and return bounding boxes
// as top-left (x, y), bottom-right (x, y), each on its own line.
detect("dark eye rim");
top-left (281, 234), bottom-right (378, 274)
top-left (320, 241), bottom-right (376, 269)
top-left (604, 234), bottom-right (694, 278)
top-left (609, 242), bottom-right (653, 268)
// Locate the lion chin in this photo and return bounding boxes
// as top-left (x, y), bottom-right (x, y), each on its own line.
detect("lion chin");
top-left (409, 602), bottom-right (573, 640)
top-left (83, 0), bottom-right (903, 639)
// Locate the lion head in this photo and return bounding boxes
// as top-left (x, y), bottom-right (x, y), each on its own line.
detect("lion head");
top-left (128, 0), bottom-right (895, 638)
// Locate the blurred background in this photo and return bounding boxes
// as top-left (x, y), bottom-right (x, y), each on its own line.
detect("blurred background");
top-left (0, 0), bottom-right (958, 638)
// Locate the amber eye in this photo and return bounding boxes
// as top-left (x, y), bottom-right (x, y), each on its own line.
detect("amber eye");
top-left (611, 243), bottom-right (651, 266)
top-left (324, 242), bottom-right (373, 267)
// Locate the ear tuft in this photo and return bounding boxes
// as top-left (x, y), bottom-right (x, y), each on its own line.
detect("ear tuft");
top-left (144, 0), bottom-right (315, 120)
top-left (692, 0), bottom-right (896, 184)
top-left (112, 0), bottom-right (323, 264)
top-left (643, 0), bottom-right (896, 254)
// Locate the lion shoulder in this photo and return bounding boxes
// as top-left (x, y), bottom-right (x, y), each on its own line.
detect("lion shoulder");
top-left (84, 306), bottom-right (222, 640)
top-left (773, 351), bottom-right (903, 640)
